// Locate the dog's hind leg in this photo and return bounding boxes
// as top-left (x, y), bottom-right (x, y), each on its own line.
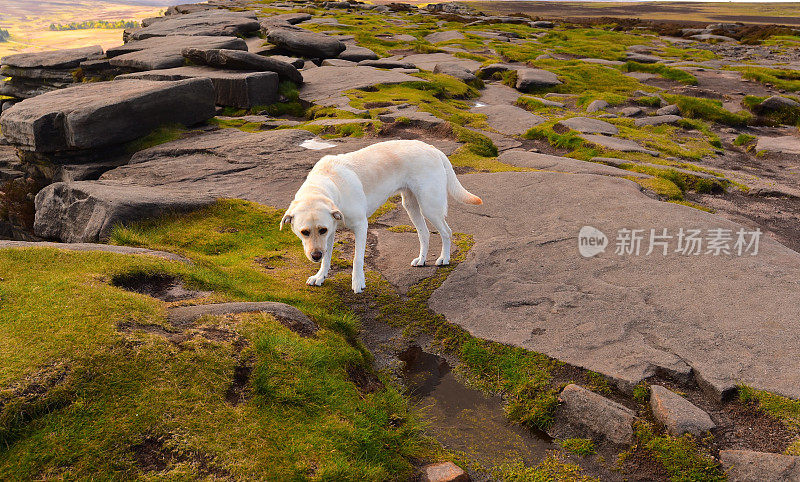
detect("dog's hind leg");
top-left (401, 190), bottom-right (430, 266)
top-left (427, 214), bottom-right (452, 266)
top-left (351, 220), bottom-right (368, 293)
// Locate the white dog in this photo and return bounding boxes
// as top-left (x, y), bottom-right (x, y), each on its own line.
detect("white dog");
top-left (280, 139), bottom-right (482, 293)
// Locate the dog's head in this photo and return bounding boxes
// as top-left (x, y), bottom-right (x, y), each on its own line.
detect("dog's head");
top-left (280, 198), bottom-right (342, 263)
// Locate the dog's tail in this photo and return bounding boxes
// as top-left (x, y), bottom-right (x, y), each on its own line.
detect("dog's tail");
top-left (441, 151), bottom-right (483, 205)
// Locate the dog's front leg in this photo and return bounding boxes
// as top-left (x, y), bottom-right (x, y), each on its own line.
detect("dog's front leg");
top-left (307, 232), bottom-right (336, 286)
top-left (351, 221), bottom-right (367, 293)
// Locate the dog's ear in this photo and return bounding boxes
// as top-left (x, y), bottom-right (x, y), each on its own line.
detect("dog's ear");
top-left (331, 210), bottom-right (343, 221)
top-left (279, 212), bottom-right (293, 230)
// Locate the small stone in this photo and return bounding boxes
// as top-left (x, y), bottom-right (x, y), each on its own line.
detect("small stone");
top-left (420, 462), bottom-right (469, 482)
top-left (649, 385), bottom-right (715, 437)
top-left (338, 45), bottom-right (378, 62)
top-left (620, 106), bottom-right (643, 117)
top-left (657, 104), bottom-right (680, 116)
top-left (433, 62), bottom-right (476, 82)
top-left (424, 30), bottom-right (465, 43)
top-left (720, 450), bottom-right (800, 482)
top-left (515, 68), bottom-right (561, 92)
top-left (626, 53), bottom-right (663, 63)
top-left (634, 115), bottom-right (683, 127)
top-left (586, 99), bottom-right (609, 113)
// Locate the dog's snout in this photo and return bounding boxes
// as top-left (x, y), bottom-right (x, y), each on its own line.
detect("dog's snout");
top-left (311, 251), bottom-right (323, 262)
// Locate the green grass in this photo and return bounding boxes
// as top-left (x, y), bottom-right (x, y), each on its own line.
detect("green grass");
top-left (0, 200), bottom-right (434, 479)
top-left (634, 421), bottom-right (726, 482)
top-left (730, 66), bottom-right (800, 92)
top-left (125, 123), bottom-right (188, 153)
top-left (743, 95), bottom-right (800, 126)
top-left (492, 454), bottom-right (597, 481)
top-left (734, 133), bottom-right (758, 146)
top-left (559, 438), bottom-right (597, 456)
top-left (623, 61), bottom-right (698, 85)
top-left (739, 385), bottom-right (800, 430)
top-left (665, 94), bottom-right (752, 126)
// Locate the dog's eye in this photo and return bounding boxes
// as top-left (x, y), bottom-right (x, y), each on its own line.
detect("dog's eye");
top-left (300, 229), bottom-right (310, 236)
top-left (319, 228), bottom-right (327, 234)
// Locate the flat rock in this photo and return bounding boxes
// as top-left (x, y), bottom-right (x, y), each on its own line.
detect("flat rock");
top-left (756, 136), bottom-right (800, 155)
top-left (395, 53), bottom-right (481, 72)
top-left (0, 78), bottom-right (215, 153)
top-left (358, 59), bottom-right (416, 69)
top-left (299, 66), bottom-right (421, 108)
top-left (580, 134), bottom-right (660, 156)
top-left (626, 53), bottom-right (663, 63)
top-left (620, 106), bottom-right (643, 117)
top-left (420, 171), bottom-right (800, 399)
top-left (690, 34), bottom-right (737, 42)
top-left (267, 25), bottom-right (345, 59)
top-left (581, 58), bottom-right (625, 66)
top-left (377, 104), bottom-right (444, 128)
top-left (338, 45), bottom-right (378, 62)
top-left (650, 385), bottom-right (715, 437)
top-left (558, 117), bottom-right (619, 135)
top-left (33, 181), bottom-right (216, 242)
top-left (549, 384), bottom-right (636, 445)
top-left (720, 450), bottom-right (800, 482)
top-left (471, 104), bottom-right (544, 135)
top-left (169, 302), bottom-right (318, 336)
top-left (118, 67), bottom-right (278, 109)
top-left (376, 33), bottom-right (417, 42)
top-left (107, 36), bottom-right (248, 71)
top-left (634, 115), bottom-right (683, 127)
top-left (129, 10), bottom-right (259, 40)
top-left (182, 48), bottom-right (303, 84)
top-left (657, 104), bottom-right (680, 116)
top-left (499, 150), bottom-right (648, 178)
top-left (424, 30), bottom-right (465, 43)
top-left (515, 68), bottom-right (561, 92)
top-left (419, 462), bottom-right (469, 482)
top-left (98, 128), bottom-right (458, 208)
top-left (1, 45), bottom-right (104, 69)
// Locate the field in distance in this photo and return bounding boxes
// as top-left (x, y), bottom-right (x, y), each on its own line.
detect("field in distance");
top-left (468, 1), bottom-right (800, 26)
top-left (0, 0), bottom-right (166, 58)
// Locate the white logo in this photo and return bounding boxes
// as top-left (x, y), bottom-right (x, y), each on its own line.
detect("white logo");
top-left (578, 226), bottom-right (608, 258)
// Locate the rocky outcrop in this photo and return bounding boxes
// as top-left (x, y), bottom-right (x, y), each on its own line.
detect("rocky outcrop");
top-left (182, 47), bottom-right (303, 84)
top-left (33, 181), bottom-right (216, 242)
top-left (129, 10), bottom-right (260, 41)
top-left (119, 67), bottom-right (279, 109)
top-left (106, 36), bottom-right (248, 72)
top-left (0, 78), bottom-right (215, 157)
top-left (0, 46), bottom-right (104, 99)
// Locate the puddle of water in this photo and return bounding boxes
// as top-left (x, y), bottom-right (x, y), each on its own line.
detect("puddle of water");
top-left (399, 346), bottom-right (554, 467)
top-left (300, 138), bottom-right (338, 150)
top-left (474, 102), bottom-right (488, 108)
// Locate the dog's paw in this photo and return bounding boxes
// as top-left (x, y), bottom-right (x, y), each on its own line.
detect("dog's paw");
top-left (351, 275), bottom-right (366, 294)
top-left (411, 257), bottom-right (426, 267)
top-left (435, 257), bottom-right (450, 266)
top-left (307, 274), bottom-right (325, 286)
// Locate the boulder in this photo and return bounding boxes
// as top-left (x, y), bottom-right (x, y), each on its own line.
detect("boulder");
top-left (338, 45), bottom-right (378, 62)
top-left (634, 115), bottom-right (683, 127)
top-left (107, 36), bottom-right (248, 71)
top-left (558, 117), bottom-right (619, 135)
top-left (433, 62), bottom-right (476, 82)
top-left (657, 104), bottom-right (680, 116)
top-left (471, 104), bottom-right (544, 135)
top-left (33, 181), bottom-right (216, 242)
top-left (531, 21), bottom-right (554, 28)
top-left (586, 99), bottom-right (609, 113)
top-left (649, 385), bottom-right (715, 437)
top-left (620, 106), bottom-right (643, 117)
top-left (515, 68), bottom-right (561, 91)
top-left (420, 462), bottom-right (469, 482)
top-left (118, 67), bottom-right (278, 109)
top-left (129, 10), bottom-right (260, 40)
top-left (424, 30), bottom-right (465, 43)
top-left (549, 384), bottom-right (636, 445)
top-left (182, 48), bottom-right (303, 84)
top-left (720, 450), bottom-right (799, 482)
top-left (1, 45), bottom-right (103, 70)
top-left (266, 26), bottom-right (346, 59)
top-left (477, 63), bottom-right (511, 77)
top-left (0, 78), bottom-right (215, 154)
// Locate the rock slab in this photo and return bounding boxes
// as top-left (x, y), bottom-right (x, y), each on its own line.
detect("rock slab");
top-left (420, 462), bottom-right (469, 482)
top-left (720, 450), bottom-right (800, 482)
top-left (0, 79), bottom-right (215, 153)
